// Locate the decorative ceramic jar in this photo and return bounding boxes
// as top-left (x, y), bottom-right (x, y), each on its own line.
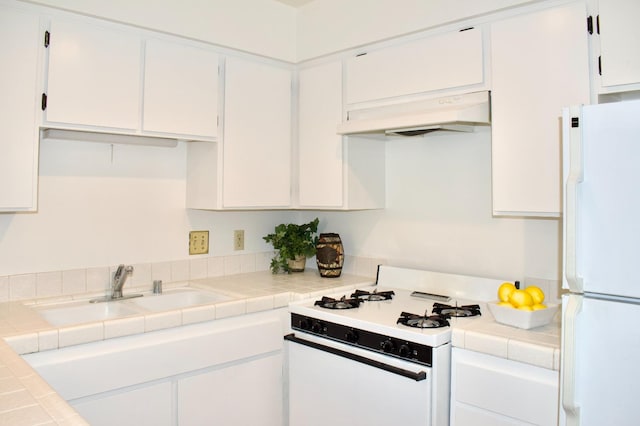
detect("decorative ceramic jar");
top-left (315, 233), bottom-right (344, 278)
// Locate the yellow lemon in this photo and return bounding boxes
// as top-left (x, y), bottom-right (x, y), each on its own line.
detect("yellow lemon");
top-left (525, 286), bottom-right (545, 305)
top-left (509, 289), bottom-right (534, 308)
top-left (517, 305), bottom-right (534, 311)
top-left (498, 301), bottom-right (514, 308)
top-left (532, 303), bottom-right (547, 310)
top-left (498, 282), bottom-right (517, 302)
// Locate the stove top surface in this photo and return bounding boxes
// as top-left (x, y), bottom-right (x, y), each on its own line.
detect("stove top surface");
top-left (290, 286), bottom-right (491, 347)
top-left (290, 265), bottom-right (505, 347)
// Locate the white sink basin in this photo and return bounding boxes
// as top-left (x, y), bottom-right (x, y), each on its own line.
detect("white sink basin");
top-left (37, 301), bottom-right (141, 327)
top-left (128, 288), bottom-right (231, 312)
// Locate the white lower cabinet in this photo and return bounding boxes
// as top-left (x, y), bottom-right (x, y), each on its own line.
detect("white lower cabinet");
top-left (450, 348), bottom-right (559, 426)
top-left (73, 382), bottom-right (173, 426)
top-left (178, 353), bottom-right (282, 425)
top-left (23, 310), bottom-right (285, 426)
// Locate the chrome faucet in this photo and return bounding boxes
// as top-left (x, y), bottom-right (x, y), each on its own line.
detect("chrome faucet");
top-left (90, 264), bottom-right (142, 303)
top-left (111, 264), bottom-right (133, 299)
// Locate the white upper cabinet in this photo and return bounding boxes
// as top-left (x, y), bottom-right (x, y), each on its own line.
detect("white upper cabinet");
top-left (45, 18), bottom-right (142, 130)
top-left (0, 5), bottom-right (41, 211)
top-left (222, 56), bottom-right (292, 208)
top-left (298, 61), bottom-right (344, 208)
top-left (490, 2), bottom-right (590, 217)
top-left (143, 38), bottom-right (219, 138)
top-left (345, 28), bottom-right (484, 105)
top-left (298, 61), bottom-right (385, 209)
top-left (597, 0), bottom-right (640, 90)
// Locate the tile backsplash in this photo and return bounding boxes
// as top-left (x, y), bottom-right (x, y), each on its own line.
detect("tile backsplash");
top-left (0, 253), bottom-right (385, 304)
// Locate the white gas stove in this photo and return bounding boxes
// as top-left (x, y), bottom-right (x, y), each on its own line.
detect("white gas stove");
top-left (286, 265), bottom-right (504, 426)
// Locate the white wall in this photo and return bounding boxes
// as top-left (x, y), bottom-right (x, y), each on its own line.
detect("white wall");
top-left (299, 128), bottom-right (561, 282)
top-left (0, 139), bottom-right (296, 276)
top-left (20, 0), bottom-right (298, 62)
top-left (1, 0), bottom-right (562, 285)
top-left (296, 0), bottom-right (542, 60)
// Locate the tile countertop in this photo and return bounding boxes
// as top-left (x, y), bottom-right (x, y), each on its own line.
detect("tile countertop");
top-left (452, 308), bottom-right (562, 371)
top-left (0, 269), bottom-right (562, 424)
top-left (0, 270), bottom-right (375, 426)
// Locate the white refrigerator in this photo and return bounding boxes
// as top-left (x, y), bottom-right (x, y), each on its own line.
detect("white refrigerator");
top-left (561, 100), bottom-right (640, 426)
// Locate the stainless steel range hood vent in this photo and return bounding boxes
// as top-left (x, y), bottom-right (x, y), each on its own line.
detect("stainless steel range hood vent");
top-left (337, 91), bottom-right (490, 137)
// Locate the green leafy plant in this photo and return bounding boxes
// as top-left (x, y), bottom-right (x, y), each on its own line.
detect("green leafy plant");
top-left (263, 218), bottom-right (319, 273)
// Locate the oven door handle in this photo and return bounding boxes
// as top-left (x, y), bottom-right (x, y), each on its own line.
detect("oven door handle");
top-left (284, 333), bottom-right (427, 382)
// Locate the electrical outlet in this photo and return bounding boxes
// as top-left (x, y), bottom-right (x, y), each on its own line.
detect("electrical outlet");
top-left (234, 229), bottom-right (244, 251)
top-left (189, 231), bottom-right (209, 255)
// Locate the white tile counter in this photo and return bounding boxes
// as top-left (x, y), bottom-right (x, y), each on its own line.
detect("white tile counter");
top-left (0, 270), bottom-right (374, 425)
top-left (452, 307), bottom-right (562, 371)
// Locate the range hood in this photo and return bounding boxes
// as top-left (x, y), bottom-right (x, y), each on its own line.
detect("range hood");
top-left (337, 91), bottom-right (490, 137)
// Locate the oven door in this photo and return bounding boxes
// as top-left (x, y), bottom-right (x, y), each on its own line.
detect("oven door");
top-left (286, 332), bottom-right (434, 426)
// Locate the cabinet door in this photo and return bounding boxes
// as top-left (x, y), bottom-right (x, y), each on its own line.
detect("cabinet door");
top-left (143, 38), bottom-right (219, 138)
top-left (0, 6), bottom-right (40, 211)
top-left (345, 28), bottom-right (483, 105)
top-left (490, 2), bottom-right (590, 216)
top-left (223, 57), bottom-right (292, 208)
top-left (72, 381), bottom-right (172, 426)
top-left (45, 18), bottom-right (141, 130)
top-left (451, 348), bottom-right (559, 426)
top-left (298, 61), bottom-right (344, 207)
top-left (178, 354), bottom-right (282, 425)
top-left (598, 0), bottom-right (640, 88)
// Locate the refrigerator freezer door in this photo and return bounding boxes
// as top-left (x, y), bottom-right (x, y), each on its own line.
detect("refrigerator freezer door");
top-left (566, 100), bottom-right (640, 298)
top-left (561, 295), bottom-right (640, 426)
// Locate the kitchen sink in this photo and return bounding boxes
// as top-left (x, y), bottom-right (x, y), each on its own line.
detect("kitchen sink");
top-left (36, 301), bottom-right (141, 327)
top-left (128, 288), bottom-right (232, 312)
top-left (34, 288), bottom-right (232, 326)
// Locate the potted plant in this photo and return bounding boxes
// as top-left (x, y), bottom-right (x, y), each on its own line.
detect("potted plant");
top-left (263, 218), bottom-right (319, 273)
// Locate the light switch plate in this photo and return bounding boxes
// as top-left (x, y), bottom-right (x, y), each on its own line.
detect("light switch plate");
top-left (189, 230), bottom-right (209, 255)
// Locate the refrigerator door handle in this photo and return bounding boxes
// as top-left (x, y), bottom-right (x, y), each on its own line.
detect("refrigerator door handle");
top-left (561, 294), bottom-right (583, 426)
top-left (564, 106), bottom-right (584, 293)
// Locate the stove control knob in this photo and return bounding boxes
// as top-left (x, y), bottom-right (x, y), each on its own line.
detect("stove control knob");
top-left (299, 318), bottom-right (311, 330)
top-left (399, 344), bottom-right (412, 358)
top-left (311, 321), bottom-right (324, 334)
top-left (345, 329), bottom-right (359, 343)
top-left (381, 340), bottom-right (395, 354)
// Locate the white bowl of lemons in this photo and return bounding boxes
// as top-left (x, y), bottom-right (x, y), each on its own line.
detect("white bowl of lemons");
top-left (487, 282), bottom-right (559, 329)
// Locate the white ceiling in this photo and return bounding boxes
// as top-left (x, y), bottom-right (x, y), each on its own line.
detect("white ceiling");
top-left (273, 0), bottom-right (315, 7)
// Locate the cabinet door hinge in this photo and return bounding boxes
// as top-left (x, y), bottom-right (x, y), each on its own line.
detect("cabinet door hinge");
top-left (41, 93), bottom-right (47, 111)
top-left (598, 56), bottom-right (602, 76)
top-left (44, 30), bottom-right (50, 47)
top-left (571, 117), bottom-right (579, 128)
top-left (587, 16), bottom-right (593, 34)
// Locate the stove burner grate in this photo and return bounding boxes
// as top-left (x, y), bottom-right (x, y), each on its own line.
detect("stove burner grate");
top-left (397, 311), bottom-right (450, 329)
top-left (314, 296), bottom-right (362, 310)
top-left (432, 302), bottom-right (482, 318)
top-left (351, 289), bottom-right (395, 301)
